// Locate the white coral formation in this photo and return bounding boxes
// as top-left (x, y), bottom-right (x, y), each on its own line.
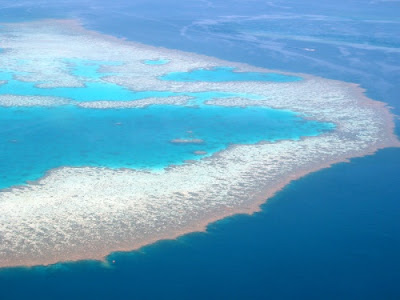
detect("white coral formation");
top-left (76, 96), bottom-right (190, 109)
top-left (0, 95), bottom-right (70, 107)
top-left (0, 20), bottom-right (398, 268)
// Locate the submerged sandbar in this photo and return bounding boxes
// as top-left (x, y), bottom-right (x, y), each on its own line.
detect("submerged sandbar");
top-left (0, 19), bottom-right (399, 268)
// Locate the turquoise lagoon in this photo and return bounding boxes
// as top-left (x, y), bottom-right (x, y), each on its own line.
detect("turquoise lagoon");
top-left (0, 68), bottom-right (177, 101)
top-left (0, 61), bottom-right (269, 102)
top-left (0, 62), bottom-right (301, 102)
top-left (0, 68), bottom-right (261, 103)
top-left (0, 105), bottom-right (333, 189)
top-left (65, 58), bottom-right (122, 79)
top-left (0, 60), bottom-right (333, 190)
top-left (0, 68), bottom-right (259, 102)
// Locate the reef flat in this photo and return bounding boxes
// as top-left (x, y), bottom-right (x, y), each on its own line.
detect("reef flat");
top-left (0, 20), bottom-right (398, 268)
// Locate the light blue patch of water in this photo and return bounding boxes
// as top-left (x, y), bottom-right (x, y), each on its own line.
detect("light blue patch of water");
top-left (0, 70), bottom-right (13, 81)
top-left (0, 62), bottom-right (280, 103)
top-left (0, 68), bottom-right (266, 103)
top-left (0, 69), bottom-right (27, 81)
top-left (0, 105), bottom-right (333, 189)
top-left (0, 60), bottom-right (326, 191)
top-left (65, 58), bottom-right (123, 80)
top-left (160, 67), bottom-right (302, 82)
top-left (144, 59), bottom-right (170, 65)
top-left (0, 68), bottom-right (177, 101)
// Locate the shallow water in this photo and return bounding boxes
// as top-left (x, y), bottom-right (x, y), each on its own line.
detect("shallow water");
top-left (0, 62), bottom-right (300, 102)
top-left (0, 68), bottom-right (177, 101)
top-left (0, 105), bottom-right (332, 189)
top-left (0, 57), bottom-right (329, 189)
top-left (65, 58), bottom-right (122, 79)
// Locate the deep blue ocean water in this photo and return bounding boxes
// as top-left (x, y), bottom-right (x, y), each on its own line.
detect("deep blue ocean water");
top-left (0, 0), bottom-right (399, 299)
top-left (1, 148), bottom-right (399, 300)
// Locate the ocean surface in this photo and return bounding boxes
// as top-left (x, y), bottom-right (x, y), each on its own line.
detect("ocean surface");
top-left (1, 148), bottom-right (399, 299)
top-left (0, 0), bottom-right (399, 299)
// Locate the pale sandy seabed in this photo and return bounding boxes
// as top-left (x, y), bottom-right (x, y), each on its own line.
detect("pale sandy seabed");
top-left (0, 20), bottom-right (399, 268)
